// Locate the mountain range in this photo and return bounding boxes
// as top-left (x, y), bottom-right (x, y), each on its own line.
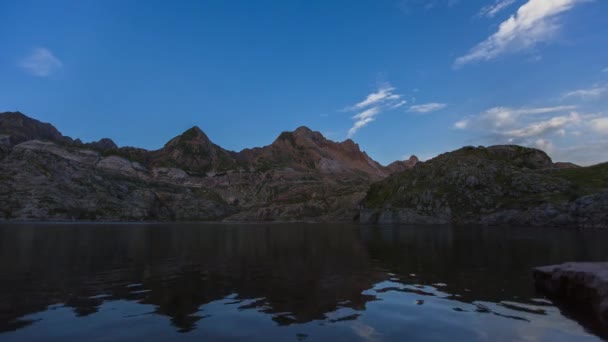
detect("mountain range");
top-left (0, 112), bottom-right (416, 222)
top-left (0, 111), bottom-right (606, 227)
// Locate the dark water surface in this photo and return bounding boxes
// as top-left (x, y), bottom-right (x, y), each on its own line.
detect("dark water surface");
top-left (1, 224), bottom-right (607, 341)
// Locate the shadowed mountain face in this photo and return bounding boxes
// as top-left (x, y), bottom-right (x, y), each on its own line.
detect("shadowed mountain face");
top-left (1, 223), bottom-right (608, 340)
top-left (0, 112), bottom-right (70, 145)
top-left (152, 126), bottom-right (241, 175)
top-left (0, 112), bottom-right (417, 222)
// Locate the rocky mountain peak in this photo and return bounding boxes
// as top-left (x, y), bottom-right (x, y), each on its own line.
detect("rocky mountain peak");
top-left (178, 126), bottom-right (210, 142)
top-left (87, 138), bottom-right (118, 151)
top-left (0, 111), bottom-right (68, 145)
top-left (294, 126), bottom-right (314, 135)
top-left (385, 155), bottom-right (420, 174)
top-left (155, 126), bottom-right (237, 174)
top-left (162, 126), bottom-right (215, 152)
top-left (272, 126), bottom-right (327, 148)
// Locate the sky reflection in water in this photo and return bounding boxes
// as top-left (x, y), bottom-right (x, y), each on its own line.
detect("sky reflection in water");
top-left (0, 223), bottom-right (607, 341)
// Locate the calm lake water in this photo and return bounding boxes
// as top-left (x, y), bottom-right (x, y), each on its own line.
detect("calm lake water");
top-left (0, 224), bottom-right (607, 341)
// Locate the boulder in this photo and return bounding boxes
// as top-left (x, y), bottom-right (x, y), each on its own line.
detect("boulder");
top-left (534, 262), bottom-right (608, 338)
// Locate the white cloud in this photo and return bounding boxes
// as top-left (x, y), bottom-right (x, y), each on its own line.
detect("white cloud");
top-left (533, 138), bottom-right (554, 152)
top-left (19, 48), bottom-right (63, 77)
top-left (347, 106), bottom-right (384, 138)
top-left (349, 86), bottom-right (400, 110)
top-left (478, 0), bottom-right (516, 18)
top-left (345, 84), bottom-right (405, 137)
top-left (553, 139), bottom-right (608, 165)
top-left (408, 103), bottom-right (447, 113)
top-left (455, 0), bottom-right (587, 67)
top-left (591, 117), bottom-right (608, 134)
top-left (390, 100), bottom-right (408, 109)
top-left (453, 103), bottom-right (608, 164)
top-left (454, 119), bottom-right (469, 129)
top-left (563, 85), bottom-right (608, 100)
top-left (476, 105), bottom-right (577, 128)
top-left (502, 112), bottom-right (581, 138)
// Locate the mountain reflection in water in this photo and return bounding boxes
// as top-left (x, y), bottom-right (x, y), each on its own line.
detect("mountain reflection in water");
top-left (0, 224), bottom-right (607, 341)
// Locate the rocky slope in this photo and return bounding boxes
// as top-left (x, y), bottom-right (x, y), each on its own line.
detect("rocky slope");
top-left (361, 145), bottom-right (608, 228)
top-left (0, 112), bottom-right (417, 222)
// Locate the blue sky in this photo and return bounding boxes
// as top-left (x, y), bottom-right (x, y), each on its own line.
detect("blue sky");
top-left (1, 0), bottom-right (607, 165)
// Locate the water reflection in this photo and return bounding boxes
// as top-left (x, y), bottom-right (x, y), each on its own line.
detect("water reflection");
top-left (0, 224), bottom-right (606, 341)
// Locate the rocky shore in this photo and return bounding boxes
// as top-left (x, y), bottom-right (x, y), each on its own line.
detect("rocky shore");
top-left (534, 262), bottom-right (608, 338)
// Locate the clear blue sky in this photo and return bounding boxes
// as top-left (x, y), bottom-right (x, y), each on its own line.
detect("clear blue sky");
top-left (1, 0), bottom-right (607, 165)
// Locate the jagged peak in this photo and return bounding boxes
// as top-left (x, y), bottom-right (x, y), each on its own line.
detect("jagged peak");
top-left (340, 138), bottom-right (360, 148)
top-left (293, 126), bottom-right (326, 142)
top-left (273, 126), bottom-right (325, 147)
top-left (88, 138), bottom-right (118, 150)
top-left (161, 126), bottom-right (214, 151)
top-left (178, 126), bottom-right (211, 141)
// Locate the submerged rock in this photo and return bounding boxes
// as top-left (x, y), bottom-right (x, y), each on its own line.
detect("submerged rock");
top-left (533, 262), bottom-right (608, 338)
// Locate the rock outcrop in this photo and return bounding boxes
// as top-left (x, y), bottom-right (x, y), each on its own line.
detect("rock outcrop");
top-left (361, 145), bottom-right (608, 228)
top-left (385, 155), bottom-right (419, 174)
top-left (534, 262), bottom-right (608, 338)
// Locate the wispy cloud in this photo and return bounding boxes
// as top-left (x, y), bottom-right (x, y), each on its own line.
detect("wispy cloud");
top-left (478, 0), bottom-right (516, 18)
top-left (453, 105), bottom-right (577, 130)
top-left (348, 86), bottom-right (401, 111)
top-left (390, 100), bottom-right (408, 109)
top-left (398, 0), bottom-right (460, 14)
top-left (502, 112), bottom-right (581, 138)
top-left (454, 105), bottom-right (576, 129)
top-left (563, 85), bottom-right (608, 100)
top-left (455, 0), bottom-right (587, 67)
top-left (602, 67), bottom-right (608, 73)
top-left (345, 84), bottom-right (405, 137)
top-left (408, 103), bottom-right (447, 113)
top-left (19, 48), bottom-right (63, 77)
top-left (453, 104), bottom-right (608, 165)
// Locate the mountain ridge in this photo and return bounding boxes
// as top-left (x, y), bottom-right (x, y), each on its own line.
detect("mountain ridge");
top-left (0, 111), bottom-right (418, 222)
top-left (1, 111), bottom-right (605, 227)
top-left (0, 111), bottom-right (417, 177)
